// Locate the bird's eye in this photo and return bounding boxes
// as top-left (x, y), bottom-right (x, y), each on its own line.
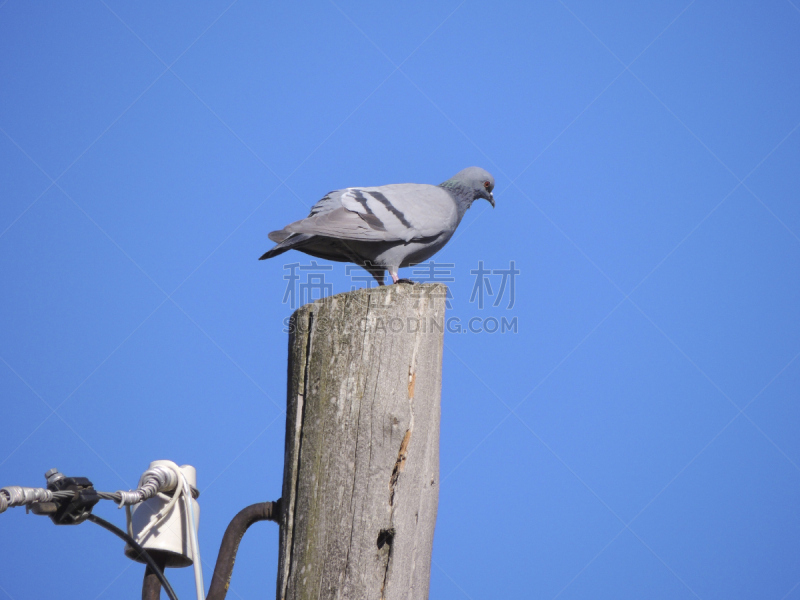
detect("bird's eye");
top-left (483, 181), bottom-right (491, 189)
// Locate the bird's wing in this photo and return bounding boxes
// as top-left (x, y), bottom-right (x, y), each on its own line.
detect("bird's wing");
top-left (266, 191), bottom-right (342, 243)
top-left (285, 184), bottom-right (457, 243)
top-left (307, 190), bottom-right (344, 217)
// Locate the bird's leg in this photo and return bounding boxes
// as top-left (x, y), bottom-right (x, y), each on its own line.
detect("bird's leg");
top-left (389, 269), bottom-right (414, 285)
top-left (368, 266), bottom-right (386, 286)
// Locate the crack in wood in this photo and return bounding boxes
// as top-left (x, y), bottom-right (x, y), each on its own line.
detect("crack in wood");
top-left (388, 429), bottom-right (412, 507)
top-left (378, 528), bottom-right (395, 600)
top-left (283, 311), bottom-right (314, 599)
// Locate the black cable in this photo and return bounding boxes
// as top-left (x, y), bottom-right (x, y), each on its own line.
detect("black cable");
top-left (86, 514), bottom-right (180, 600)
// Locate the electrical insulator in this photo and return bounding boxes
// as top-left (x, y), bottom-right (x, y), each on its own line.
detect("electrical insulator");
top-left (124, 461), bottom-right (200, 568)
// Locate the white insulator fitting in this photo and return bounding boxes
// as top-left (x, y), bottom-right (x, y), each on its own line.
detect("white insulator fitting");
top-left (117, 461), bottom-right (181, 506)
top-left (124, 462), bottom-right (200, 568)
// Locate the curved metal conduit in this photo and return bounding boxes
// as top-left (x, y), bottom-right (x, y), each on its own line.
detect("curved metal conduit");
top-left (142, 499), bottom-right (282, 600)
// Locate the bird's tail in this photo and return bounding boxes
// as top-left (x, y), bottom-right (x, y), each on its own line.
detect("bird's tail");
top-left (259, 231), bottom-right (313, 260)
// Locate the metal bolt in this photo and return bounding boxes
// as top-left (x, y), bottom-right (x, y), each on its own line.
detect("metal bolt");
top-left (44, 468), bottom-right (64, 486)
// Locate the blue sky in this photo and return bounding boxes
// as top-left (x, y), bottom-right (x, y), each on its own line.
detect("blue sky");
top-left (1, 1), bottom-right (799, 599)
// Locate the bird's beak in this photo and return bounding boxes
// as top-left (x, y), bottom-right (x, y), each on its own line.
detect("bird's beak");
top-left (488, 192), bottom-right (495, 208)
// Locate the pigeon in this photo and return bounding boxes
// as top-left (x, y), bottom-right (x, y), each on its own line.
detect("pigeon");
top-left (260, 167), bottom-right (495, 285)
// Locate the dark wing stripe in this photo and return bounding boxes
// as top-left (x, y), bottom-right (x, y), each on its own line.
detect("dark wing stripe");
top-left (352, 189), bottom-right (387, 231)
top-left (352, 189), bottom-right (374, 214)
top-left (366, 191), bottom-right (413, 229)
top-left (309, 191), bottom-right (338, 216)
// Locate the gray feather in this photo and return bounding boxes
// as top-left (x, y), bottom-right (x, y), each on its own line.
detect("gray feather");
top-left (259, 167), bottom-right (495, 284)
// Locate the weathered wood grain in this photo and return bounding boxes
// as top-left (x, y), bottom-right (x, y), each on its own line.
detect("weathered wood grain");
top-left (277, 283), bottom-right (446, 600)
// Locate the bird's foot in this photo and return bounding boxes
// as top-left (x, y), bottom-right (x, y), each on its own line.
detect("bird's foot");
top-left (394, 278), bottom-right (415, 285)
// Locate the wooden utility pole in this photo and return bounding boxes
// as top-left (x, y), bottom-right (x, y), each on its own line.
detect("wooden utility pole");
top-left (277, 283), bottom-right (446, 600)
